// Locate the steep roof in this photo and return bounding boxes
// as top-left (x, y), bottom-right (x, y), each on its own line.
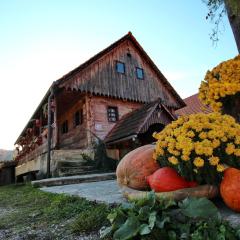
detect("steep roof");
top-left (56, 32), bottom-right (185, 108)
top-left (104, 99), bottom-right (176, 144)
top-left (175, 93), bottom-right (212, 116)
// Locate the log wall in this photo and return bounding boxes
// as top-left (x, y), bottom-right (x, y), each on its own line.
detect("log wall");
top-left (88, 95), bottom-right (142, 140)
top-left (57, 95), bottom-right (88, 149)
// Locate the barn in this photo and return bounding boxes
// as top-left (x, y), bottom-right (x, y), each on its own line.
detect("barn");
top-left (14, 32), bottom-right (185, 180)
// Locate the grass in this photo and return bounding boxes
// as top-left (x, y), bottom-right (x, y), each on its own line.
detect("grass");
top-left (0, 184), bottom-right (110, 237)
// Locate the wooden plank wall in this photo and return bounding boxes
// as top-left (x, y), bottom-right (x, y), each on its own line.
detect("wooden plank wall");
top-left (57, 95), bottom-right (88, 149)
top-left (89, 95), bottom-right (142, 141)
top-left (60, 40), bottom-right (180, 108)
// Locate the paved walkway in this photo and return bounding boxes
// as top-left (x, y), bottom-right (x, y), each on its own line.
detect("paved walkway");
top-left (41, 180), bottom-right (125, 204)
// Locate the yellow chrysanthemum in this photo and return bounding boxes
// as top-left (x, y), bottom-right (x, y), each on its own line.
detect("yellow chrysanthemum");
top-left (216, 164), bottom-right (226, 172)
top-left (199, 55), bottom-right (240, 113)
top-left (168, 156), bottom-right (179, 165)
top-left (209, 156), bottom-right (220, 166)
top-left (193, 157), bottom-right (204, 168)
top-left (225, 143), bottom-right (235, 155)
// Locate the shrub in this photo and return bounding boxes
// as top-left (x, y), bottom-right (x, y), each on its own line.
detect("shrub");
top-left (153, 112), bottom-right (240, 185)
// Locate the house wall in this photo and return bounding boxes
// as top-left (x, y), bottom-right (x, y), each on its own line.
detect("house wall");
top-left (57, 95), bottom-right (88, 149)
top-left (87, 95), bottom-right (142, 141)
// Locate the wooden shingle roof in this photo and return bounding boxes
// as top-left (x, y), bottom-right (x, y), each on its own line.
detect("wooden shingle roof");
top-left (104, 99), bottom-right (176, 144)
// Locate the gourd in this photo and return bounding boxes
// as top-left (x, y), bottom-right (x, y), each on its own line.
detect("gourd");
top-left (116, 145), bottom-right (159, 190)
top-left (147, 167), bottom-right (197, 192)
top-left (220, 167), bottom-right (240, 212)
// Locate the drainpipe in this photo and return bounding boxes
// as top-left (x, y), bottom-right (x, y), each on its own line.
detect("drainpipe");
top-left (46, 84), bottom-right (55, 178)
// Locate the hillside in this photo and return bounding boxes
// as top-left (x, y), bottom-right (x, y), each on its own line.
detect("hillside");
top-left (0, 149), bottom-right (13, 161)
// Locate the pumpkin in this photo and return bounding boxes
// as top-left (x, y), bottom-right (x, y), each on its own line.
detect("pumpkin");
top-left (116, 144), bottom-right (159, 190)
top-left (147, 167), bottom-right (197, 192)
top-left (220, 167), bottom-right (240, 212)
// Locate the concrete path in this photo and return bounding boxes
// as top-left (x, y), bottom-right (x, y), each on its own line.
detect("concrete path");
top-left (41, 180), bottom-right (126, 204)
top-left (32, 172), bottom-right (116, 188)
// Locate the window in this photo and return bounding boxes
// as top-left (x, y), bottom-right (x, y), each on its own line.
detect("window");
top-left (50, 111), bottom-right (54, 124)
top-left (136, 67), bottom-right (144, 80)
top-left (61, 120), bottom-right (68, 134)
top-left (116, 61), bottom-right (125, 74)
top-left (74, 110), bottom-right (83, 127)
top-left (107, 106), bottom-right (118, 122)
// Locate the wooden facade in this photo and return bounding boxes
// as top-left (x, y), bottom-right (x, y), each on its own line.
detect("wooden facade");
top-left (14, 32), bottom-right (185, 178)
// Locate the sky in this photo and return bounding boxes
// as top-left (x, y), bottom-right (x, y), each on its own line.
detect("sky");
top-left (0, 1), bottom-right (238, 150)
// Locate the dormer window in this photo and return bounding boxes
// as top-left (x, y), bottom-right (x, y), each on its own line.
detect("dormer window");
top-left (136, 67), bottom-right (144, 80)
top-left (116, 61), bottom-right (125, 74)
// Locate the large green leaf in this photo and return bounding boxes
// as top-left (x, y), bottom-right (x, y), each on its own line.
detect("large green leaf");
top-left (113, 215), bottom-right (140, 240)
top-left (108, 209), bottom-right (127, 231)
top-left (138, 206), bottom-right (151, 221)
top-left (179, 197), bottom-right (220, 220)
top-left (148, 211), bottom-right (157, 229)
top-left (155, 216), bottom-right (170, 229)
top-left (139, 224), bottom-right (151, 235)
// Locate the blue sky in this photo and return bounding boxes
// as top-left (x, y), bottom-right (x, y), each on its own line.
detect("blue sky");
top-left (0, 1), bottom-right (238, 149)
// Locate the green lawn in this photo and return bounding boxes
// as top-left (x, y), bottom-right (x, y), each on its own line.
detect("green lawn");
top-left (0, 184), bottom-right (110, 239)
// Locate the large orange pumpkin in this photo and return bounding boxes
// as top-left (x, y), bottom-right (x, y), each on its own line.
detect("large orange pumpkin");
top-left (220, 167), bottom-right (240, 212)
top-left (116, 145), bottom-right (159, 190)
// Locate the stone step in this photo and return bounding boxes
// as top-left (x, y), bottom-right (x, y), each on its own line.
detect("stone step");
top-left (31, 172), bottom-right (116, 188)
top-left (57, 161), bottom-right (88, 168)
top-left (59, 166), bottom-right (95, 171)
top-left (59, 169), bottom-right (100, 177)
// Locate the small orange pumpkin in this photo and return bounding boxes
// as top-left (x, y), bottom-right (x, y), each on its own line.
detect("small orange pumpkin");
top-left (116, 145), bottom-right (160, 190)
top-left (147, 167), bottom-right (197, 192)
top-left (220, 167), bottom-right (240, 212)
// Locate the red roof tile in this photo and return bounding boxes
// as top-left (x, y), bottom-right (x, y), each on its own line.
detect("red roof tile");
top-left (175, 93), bottom-right (212, 116)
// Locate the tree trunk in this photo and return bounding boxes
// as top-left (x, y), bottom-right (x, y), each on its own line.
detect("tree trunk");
top-left (224, 0), bottom-right (240, 53)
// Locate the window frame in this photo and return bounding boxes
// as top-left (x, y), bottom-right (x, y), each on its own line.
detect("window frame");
top-left (116, 61), bottom-right (125, 74)
top-left (61, 120), bottom-right (68, 134)
top-left (73, 110), bottom-right (83, 127)
top-left (107, 106), bottom-right (119, 123)
top-left (136, 67), bottom-right (144, 80)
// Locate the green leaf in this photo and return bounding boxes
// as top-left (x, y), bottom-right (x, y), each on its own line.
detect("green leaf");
top-left (113, 215), bottom-right (140, 240)
top-left (179, 197), bottom-right (220, 220)
top-left (139, 224), bottom-right (151, 235)
top-left (121, 202), bottom-right (135, 211)
top-left (138, 206), bottom-right (151, 221)
top-left (108, 209), bottom-right (127, 230)
top-left (148, 211), bottom-right (157, 229)
top-left (168, 230), bottom-right (177, 240)
top-left (155, 216), bottom-right (170, 229)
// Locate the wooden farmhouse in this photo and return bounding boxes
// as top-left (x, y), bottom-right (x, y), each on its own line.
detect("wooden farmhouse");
top-left (14, 32), bottom-right (185, 180)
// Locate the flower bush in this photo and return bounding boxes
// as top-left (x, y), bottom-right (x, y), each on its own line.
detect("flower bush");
top-left (153, 113), bottom-right (240, 185)
top-left (199, 55), bottom-right (240, 112)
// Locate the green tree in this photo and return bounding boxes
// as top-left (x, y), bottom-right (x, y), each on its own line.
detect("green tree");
top-left (205, 0), bottom-right (240, 52)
